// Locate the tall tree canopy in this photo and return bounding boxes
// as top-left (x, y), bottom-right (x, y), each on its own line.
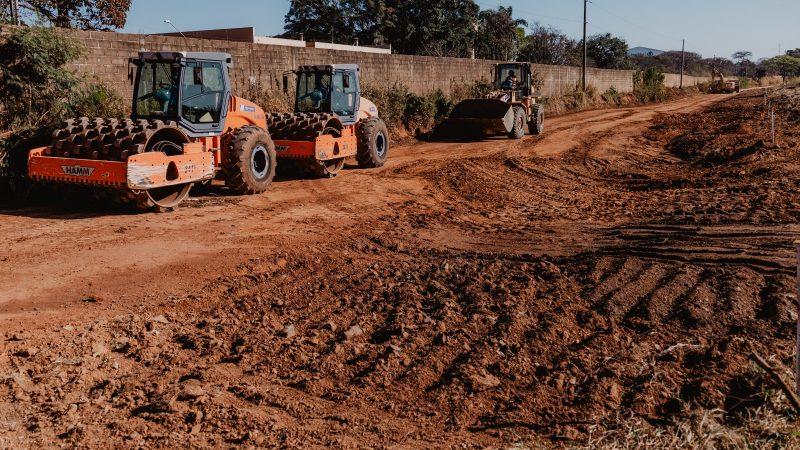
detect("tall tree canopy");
top-left (732, 50), bottom-right (753, 63)
top-left (761, 55), bottom-right (800, 78)
top-left (518, 23), bottom-right (580, 66)
top-left (284, 0), bottom-right (483, 57)
top-left (379, 0), bottom-right (480, 57)
top-left (585, 33), bottom-right (632, 70)
top-left (474, 6), bottom-right (527, 61)
top-left (19, 0), bottom-right (132, 30)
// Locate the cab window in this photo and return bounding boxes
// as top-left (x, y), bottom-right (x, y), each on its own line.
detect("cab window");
top-left (331, 71), bottom-right (357, 117)
top-left (181, 61), bottom-right (225, 124)
top-left (134, 61), bottom-right (180, 117)
top-left (296, 71), bottom-right (331, 113)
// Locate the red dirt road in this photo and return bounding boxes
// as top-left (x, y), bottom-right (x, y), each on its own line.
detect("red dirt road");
top-left (2, 91), bottom-right (798, 447)
top-left (0, 94), bottom-right (721, 320)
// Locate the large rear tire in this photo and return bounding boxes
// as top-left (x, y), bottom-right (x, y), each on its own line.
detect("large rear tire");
top-left (508, 107), bottom-right (525, 139)
top-left (529, 104), bottom-right (545, 135)
top-left (224, 126), bottom-right (277, 195)
top-left (356, 118), bottom-right (389, 168)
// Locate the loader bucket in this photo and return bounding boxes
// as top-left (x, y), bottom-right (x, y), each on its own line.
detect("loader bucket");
top-left (440, 99), bottom-right (515, 136)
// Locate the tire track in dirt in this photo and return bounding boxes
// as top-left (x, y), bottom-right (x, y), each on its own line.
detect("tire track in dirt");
top-left (6, 92), bottom-right (799, 448)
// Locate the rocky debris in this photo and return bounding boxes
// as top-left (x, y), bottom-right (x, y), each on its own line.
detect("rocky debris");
top-left (179, 379), bottom-right (206, 400)
top-left (344, 325), bottom-right (363, 340)
top-left (150, 315), bottom-right (169, 324)
top-left (12, 347), bottom-right (38, 358)
top-left (467, 370), bottom-right (501, 391)
top-left (91, 342), bottom-right (108, 357)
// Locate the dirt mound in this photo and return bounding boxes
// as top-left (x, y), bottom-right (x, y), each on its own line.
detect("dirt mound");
top-left (650, 88), bottom-right (800, 166)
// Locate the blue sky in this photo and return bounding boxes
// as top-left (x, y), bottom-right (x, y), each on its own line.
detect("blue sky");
top-left (123, 0), bottom-right (799, 60)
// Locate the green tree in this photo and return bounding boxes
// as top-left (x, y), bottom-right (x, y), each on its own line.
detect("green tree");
top-left (732, 50), bottom-right (753, 64)
top-left (786, 48), bottom-right (800, 58)
top-left (474, 6), bottom-right (527, 61)
top-left (283, 0), bottom-right (353, 42)
top-left (703, 57), bottom-right (736, 76)
top-left (585, 33), bottom-right (632, 69)
top-left (518, 23), bottom-right (580, 66)
top-left (379, 0), bottom-right (480, 57)
top-left (631, 51), bottom-right (706, 76)
top-left (283, 0), bottom-right (483, 57)
top-left (761, 55), bottom-right (800, 78)
top-left (19, 0), bottom-right (132, 30)
top-left (0, 26), bottom-right (83, 130)
top-left (0, 26), bottom-right (123, 201)
top-left (732, 51), bottom-right (754, 77)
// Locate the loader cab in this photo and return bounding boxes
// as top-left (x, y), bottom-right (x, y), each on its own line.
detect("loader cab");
top-left (495, 63), bottom-right (533, 99)
top-left (292, 64), bottom-right (360, 125)
top-left (131, 51), bottom-right (233, 138)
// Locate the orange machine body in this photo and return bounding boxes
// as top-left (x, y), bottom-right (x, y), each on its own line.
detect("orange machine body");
top-left (28, 96), bottom-right (267, 189)
top-left (273, 125), bottom-right (358, 161)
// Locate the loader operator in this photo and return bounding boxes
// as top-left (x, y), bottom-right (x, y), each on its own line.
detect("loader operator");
top-left (502, 70), bottom-right (518, 89)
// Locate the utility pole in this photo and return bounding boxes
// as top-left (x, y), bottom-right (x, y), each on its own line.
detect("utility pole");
top-left (582, 0), bottom-right (588, 91)
top-left (680, 39), bottom-right (685, 88)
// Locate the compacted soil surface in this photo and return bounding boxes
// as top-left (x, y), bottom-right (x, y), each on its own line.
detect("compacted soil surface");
top-left (1, 88), bottom-right (799, 448)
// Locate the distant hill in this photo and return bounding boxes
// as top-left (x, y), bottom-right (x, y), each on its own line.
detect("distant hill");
top-left (629, 47), bottom-right (665, 57)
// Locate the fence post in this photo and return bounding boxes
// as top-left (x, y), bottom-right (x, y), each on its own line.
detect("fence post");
top-left (771, 106), bottom-right (776, 144)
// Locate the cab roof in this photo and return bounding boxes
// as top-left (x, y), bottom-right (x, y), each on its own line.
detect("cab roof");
top-left (137, 51), bottom-right (233, 68)
top-left (297, 64), bottom-right (360, 73)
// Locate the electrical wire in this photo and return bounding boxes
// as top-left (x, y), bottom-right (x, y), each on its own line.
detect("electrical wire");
top-left (589, 1), bottom-right (683, 43)
top-left (472, 0), bottom-right (579, 24)
top-left (473, 0), bottom-right (683, 48)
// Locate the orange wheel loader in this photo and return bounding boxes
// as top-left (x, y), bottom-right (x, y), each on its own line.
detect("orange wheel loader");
top-left (268, 64), bottom-right (390, 177)
top-left (27, 51), bottom-right (277, 211)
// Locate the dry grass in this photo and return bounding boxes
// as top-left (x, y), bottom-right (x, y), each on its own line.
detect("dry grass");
top-left (576, 373), bottom-right (800, 450)
top-left (581, 408), bottom-right (799, 449)
top-left (238, 78), bottom-right (294, 114)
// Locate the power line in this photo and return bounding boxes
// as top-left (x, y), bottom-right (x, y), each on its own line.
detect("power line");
top-left (589, 1), bottom-right (682, 43)
top-left (472, 1), bottom-right (579, 24)
top-left (472, 1), bottom-right (656, 41)
top-left (471, 0), bottom-right (683, 52)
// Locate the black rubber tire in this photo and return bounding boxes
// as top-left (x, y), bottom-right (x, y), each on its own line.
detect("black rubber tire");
top-left (356, 118), bottom-right (390, 168)
top-left (529, 104), bottom-right (545, 135)
top-left (508, 107), bottom-right (525, 139)
top-left (223, 126), bottom-right (277, 195)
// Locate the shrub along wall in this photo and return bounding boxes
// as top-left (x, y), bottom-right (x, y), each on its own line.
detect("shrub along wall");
top-left (0, 25), bottom-right (706, 103)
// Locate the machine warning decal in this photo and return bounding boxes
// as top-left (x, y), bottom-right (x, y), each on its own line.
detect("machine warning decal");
top-left (240, 105), bottom-right (257, 113)
top-left (61, 165), bottom-right (95, 177)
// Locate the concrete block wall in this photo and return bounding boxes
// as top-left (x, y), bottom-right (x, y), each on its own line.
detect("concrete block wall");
top-left (1, 26), bottom-right (698, 103)
top-left (533, 64), bottom-right (635, 95)
top-left (663, 73), bottom-right (712, 88)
